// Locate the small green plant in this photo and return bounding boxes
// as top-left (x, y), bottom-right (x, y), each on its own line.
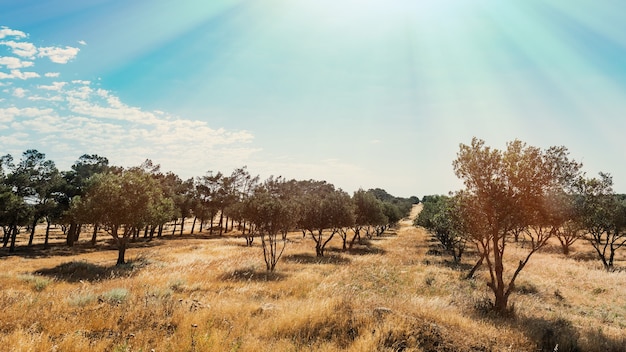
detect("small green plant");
top-left (19, 274), bottom-right (52, 292)
top-left (169, 279), bottom-right (186, 292)
top-left (592, 287), bottom-right (606, 295)
top-left (101, 288), bottom-right (129, 303)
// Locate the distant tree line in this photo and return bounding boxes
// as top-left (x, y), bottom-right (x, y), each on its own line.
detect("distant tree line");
top-left (415, 138), bottom-right (626, 315)
top-left (0, 150), bottom-right (418, 269)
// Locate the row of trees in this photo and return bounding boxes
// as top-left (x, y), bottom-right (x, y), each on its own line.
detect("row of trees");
top-left (415, 138), bottom-right (626, 314)
top-left (1, 150), bottom-right (416, 268)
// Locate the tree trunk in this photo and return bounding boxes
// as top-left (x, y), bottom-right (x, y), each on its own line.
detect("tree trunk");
top-left (493, 289), bottom-right (509, 314)
top-left (608, 246), bottom-right (616, 272)
top-left (316, 243), bottom-right (323, 257)
top-left (91, 224), bottom-right (98, 246)
top-left (219, 211), bottom-right (224, 236)
top-left (149, 225), bottom-right (156, 241)
top-left (28, 217), bottom-right (38, 246)
top-left (171, 219), bottom-right (178, 236)
top-left (44, 218), bottom-right (52, 249)
top-left (190, 217), bottom-right (197, 235)
top-left (9, 223), bottom-right (18, 252)
top-left (1, 226), bottom-right (8, 247)
top-left (66, 223), bottom-right (77, 247)
top-left (466, 253), bottom-right (485, 279)
top-left (180, 217), bottom-right (185, 236)
top-left (157, 224), bottom-right (163, 237)
top-left (117, 238), bottom-right (127, 265)
top-left (349, 228), bottom-right (361, 249)
top-left (74, 224), bottom-right (82, 242)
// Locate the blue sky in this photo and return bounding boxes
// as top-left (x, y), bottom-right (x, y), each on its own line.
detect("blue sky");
top-left (1, 0), bottom-right (626, 197)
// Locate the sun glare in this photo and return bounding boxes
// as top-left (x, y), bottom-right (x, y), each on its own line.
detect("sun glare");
top-left (290, 0), bottom-right (471, 25)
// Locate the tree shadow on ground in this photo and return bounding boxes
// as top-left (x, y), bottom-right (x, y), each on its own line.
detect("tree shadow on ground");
top-left (218, 268), bottom-right (287, 282)
top-left (438, 259), bottom-right (475, 272)
top-left (155, 232), bottom-right (226, 241)
top-left (479, 314), bottom-right (626, 352)
top-left (516, 316), bottom-right (588, 352)
top-left (368, 232), bottom-right (398, 241)
top-left (283, 253), bottom-right (351, 265)
top-left (0, 237), bottom-right (164, 260)
top-left (570, 251), bottom-right (598, 262)
top-left (34, 257), bottom-right (149, 283)
top-left (327, 245), bottom-right (386, 256)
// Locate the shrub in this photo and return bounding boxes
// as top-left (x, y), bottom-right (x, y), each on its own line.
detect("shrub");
top-left (19, 274), bottom-right (52, 292)
top-left (100, 288), bottom-right (129, 303)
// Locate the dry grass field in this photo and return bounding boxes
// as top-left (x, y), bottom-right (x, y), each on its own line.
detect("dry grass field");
top-left (1, 205), bottom-right (625, 351)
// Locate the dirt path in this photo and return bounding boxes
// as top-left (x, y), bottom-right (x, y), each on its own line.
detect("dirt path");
top-left (393, 203), bottom-right (432, 259)
top-left (397, 203), bottom-right (422, 232)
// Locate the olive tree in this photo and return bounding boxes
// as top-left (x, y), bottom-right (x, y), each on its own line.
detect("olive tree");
top-left (62, 154), bottom-right (110, 246)
top-left (348, 189), bottom-right (387, 249)
top-left (415, 194), bottom-right (467, 263)
top-left (576, 174), bottom-right (626, 271)
top-left (0, 155), bottom-right (31, 252)
top-left (244, 178), bottom-right (297, 271)
top-left (452, 138), bottom-right (582, 314)
top-left (298, 183), bottom-right (354, 257)
top-left (71, 169), bottom-right (175, 265)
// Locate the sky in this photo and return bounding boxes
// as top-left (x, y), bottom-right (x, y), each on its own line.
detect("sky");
top-left (1, 0), bottom-right (626, 197)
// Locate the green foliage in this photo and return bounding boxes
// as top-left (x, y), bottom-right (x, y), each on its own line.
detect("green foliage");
top-left (71, 168), bottom-right (176, 264)
top-left (19, 274), bottom-right (53, 292)
top-left (415, 195), bottom-right (466, 262)
top-left (101, 288), bottom-right (129, 303)
top-left (367, 188), bottom-right (415, 222)
top-left (243, 177), bottom-right (299, 270)
top-left (452, 138), bottom-right (583, 314)
top-left (353, 189), bottom-right (387, 228)
top-left (297, 182), bottom-right (355, 256)
top-left (575, 174), bottom-right (626, 271)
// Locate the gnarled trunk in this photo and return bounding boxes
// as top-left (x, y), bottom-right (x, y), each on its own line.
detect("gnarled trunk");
top-left (43, 217), bottom-right (52, 249)
top-left (66, 223), bottom-right (77, 247)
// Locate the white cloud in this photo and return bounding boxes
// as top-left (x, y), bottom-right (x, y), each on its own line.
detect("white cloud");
top-left (38, 46), bottom-right (80, 64)
top-left (2, 83), bottom-right (257, 177)
top-left (78, 40), bottom-right (87, 46)
top-left (0, 41), bottom-right (37, 58)
top-left (0, 56), bottom-right (34, 69)
top-left (0, 27), bottom-right (258, 178)
top-left (0, 69), bottom-right (40, 80)
top-left (0, 110), bottom-right (14, 125)
top-left (0, 27), bottom-right (26, 40)
top-left (13, 87), bottom-right (27, 98)
top-left (1, 107), bottom-right (54, 118)
top-left (0, 132), bottom-right (29, 146)
top-left (38, 81), bottom-right (67, 91)
top-left (28, 95), bottom-right (64, 102)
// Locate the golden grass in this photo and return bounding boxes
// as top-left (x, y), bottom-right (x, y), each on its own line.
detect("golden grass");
top-left (0, 206), bottom-right (625, 351)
